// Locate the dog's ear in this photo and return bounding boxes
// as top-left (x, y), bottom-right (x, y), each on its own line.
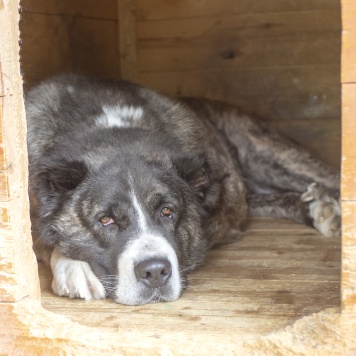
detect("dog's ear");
top-left (173, 153), bottom-right (209, 199)
top-left (34, 159), bottom-right (88, 217)
top-left (40, 159), bottom-right (88, 193)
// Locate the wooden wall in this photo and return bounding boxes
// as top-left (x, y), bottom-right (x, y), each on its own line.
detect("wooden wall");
top-left (20, 0), bottom-right (341, 168)
top-left (20, 0), bottom-right (120, 88)
top-left (134, 0), bottom-right (342, 168)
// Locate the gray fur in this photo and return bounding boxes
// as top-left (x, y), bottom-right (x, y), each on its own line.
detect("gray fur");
top-left (26, 74), bottom-right (341, 305)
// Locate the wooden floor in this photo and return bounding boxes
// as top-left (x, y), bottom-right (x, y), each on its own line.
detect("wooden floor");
top-left (38, 217), bottom-right (341, 339)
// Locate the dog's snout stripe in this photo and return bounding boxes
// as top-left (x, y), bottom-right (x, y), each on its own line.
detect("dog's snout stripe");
top-left (131, 191), bottom-right (148, 234)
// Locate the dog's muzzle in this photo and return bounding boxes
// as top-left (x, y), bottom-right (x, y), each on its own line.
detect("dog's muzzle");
top-left (115, 234), bottom-right (182, 305)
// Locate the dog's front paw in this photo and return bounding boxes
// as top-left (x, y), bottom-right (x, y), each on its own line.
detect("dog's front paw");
top-left (301, 183), bottom-right (341, 237)
top-left (50, 248), bottom-right (106, 300)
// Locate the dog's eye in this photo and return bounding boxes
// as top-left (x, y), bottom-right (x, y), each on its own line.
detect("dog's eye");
top-left (100, 216), bottom-right (115, 226)
top-left (161, 207), bottom-right (174, 219)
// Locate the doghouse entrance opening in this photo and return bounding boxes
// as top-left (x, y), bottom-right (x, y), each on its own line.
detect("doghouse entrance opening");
top-left (20, 0), bottom-right (342, 337)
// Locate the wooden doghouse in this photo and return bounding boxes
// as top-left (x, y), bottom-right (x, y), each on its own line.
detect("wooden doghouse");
top-left (1, 0), bottom-right (355, 354)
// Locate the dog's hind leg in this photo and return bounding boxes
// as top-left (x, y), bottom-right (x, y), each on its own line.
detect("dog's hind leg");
top-left (184, 98), bottom-right (341, 237)
top-left (247, 189), bottom-right (341, 237)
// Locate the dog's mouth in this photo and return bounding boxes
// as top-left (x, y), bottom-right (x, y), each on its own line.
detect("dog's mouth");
top-left (113, 272), bottom-right (183, 305)
top-left (114, 283), bottom-right (182, 305)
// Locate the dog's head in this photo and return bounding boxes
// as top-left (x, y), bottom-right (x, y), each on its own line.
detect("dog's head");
top-left (35, 150), bottom-right (210, 305)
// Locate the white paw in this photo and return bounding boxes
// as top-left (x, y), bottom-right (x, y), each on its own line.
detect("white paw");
top-left (50, 248), bottom-right (106, 300)
top-left (302, 183), bottom-right (341, 238)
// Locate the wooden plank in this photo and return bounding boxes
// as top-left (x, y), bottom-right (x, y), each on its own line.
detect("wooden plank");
top-left (37, 218), bottom-right (340, 335)
top-left (137, 10), bottom-right (340, 72)
top-left (117, 0), bottom-right (138, 82)
top-left (21, 0), bottom-right (117, 20)
top-left (20, 13), bottom-right (120, 89)
top-left (140, 66), bottom-right (340, 119)
top-left (136, 0), bottom-right (340, 21)
top-left (138, 10), bottom-right (340, 41)
top-left (341, 0), bottom-right (356, 83)
top-left (3, 298), bottom-right (353, 356)
top-left (140, 65), bottom-right (340, 168)
top-left (341, 84), bottom-right (356, 200)
top-left (138, 34), bottom-right (339, 73)
top-left (0, 0), bottom-right (40, 302)
top-left (342, 202), bottom-right (356, 314)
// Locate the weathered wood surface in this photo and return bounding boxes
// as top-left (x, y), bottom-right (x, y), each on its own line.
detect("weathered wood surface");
top-left (20, 0), bottom-right (341, 168)
top-left (341, 0), bottom-right (356, 317)
top-left (118, 0), bottom-right (138, 82)
top-left (1, 219), bottom-right (355, 355)
top-left (2, 299), bottom-right (356, 355)
top-left (136, 0), bottom-right (341, 169)
top-left (341, 0), bottom-right (356, 83)
top-left (136, 0), bottom-right (340, 20)
top-left (342, 202), bottom-right (356, 314)
top-left (20, 0), bottom-right (120, 90)
top-left (20, 0), bottom-right (117, 19)
top-left (0, 0), bottom-right (40, 303)
top-left (341, 84), bottom-right (356, 200)
top-left (39, 218), bottom-right (341, 335)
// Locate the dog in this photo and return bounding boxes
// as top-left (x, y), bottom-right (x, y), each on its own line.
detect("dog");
top-left (25, 74), bottom-right (341, 305)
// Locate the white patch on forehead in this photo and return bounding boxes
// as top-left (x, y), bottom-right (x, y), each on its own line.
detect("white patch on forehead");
top-left (96, 105), bottom-right (143, 128)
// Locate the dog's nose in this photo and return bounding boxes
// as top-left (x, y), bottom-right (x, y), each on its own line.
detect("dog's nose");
top-left (134, 258), bottom-right (172, 288)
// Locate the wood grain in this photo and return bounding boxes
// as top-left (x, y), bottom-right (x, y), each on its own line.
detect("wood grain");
top-left (118, 0), bottom-right (138, 81)
top-left (136, 0), bottom-right (340, 21)
top-left (341, 0), bottom-right (356, 83)
top-left (137, 11), bottom-right (340, 72)
top-left (341, 84), bottom-right (356, 200)
top-left (20, 8), bottom-right (120, 89)
top-left (21, 0), bottom-right (118, 20)
top-left (342, 202), bottom-right (356, 314)
top-left (37, 218), bottom-right (340, 336)
top-left (136, 1), bottom-right (341, 168)
top-left (0, 0), bottom-right (40, 302)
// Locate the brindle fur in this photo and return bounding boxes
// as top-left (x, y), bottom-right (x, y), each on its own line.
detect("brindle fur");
top-left (183, 98), bottom-right (341, 237)
top-left (26, 74), bottom-right (341, 304)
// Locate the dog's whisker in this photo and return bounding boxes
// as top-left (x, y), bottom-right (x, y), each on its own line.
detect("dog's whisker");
top-left (180, 263), bottom-right (202, 274)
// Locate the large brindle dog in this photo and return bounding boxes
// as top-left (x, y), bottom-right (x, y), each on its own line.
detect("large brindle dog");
top-left (26, 74), bottom-right (341, 305)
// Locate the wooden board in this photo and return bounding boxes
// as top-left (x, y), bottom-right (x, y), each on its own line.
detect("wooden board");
top-left (118, 0), bottom-right (138, 82)
top-left (20, 2), bottom-right (120, 90)
top-left (135, 1), bottom-right (341, 168)
top-left (342, 202), bottom-right (356, 314)
top-left (137, 11), bottom-right (340, 72)
top-left (341, 0), bottom-right (356, 319)
top-left (341, 0), bottom-right (356, 83)
top-left (136, 0), bottom-right (340, 21)
top-left (21, 0), bottom-right (117, 20)
top-left (341, 84), bottom-right (356, 199)
top-left (38, 218), bottom-right (341, 336)
top-left (140, 65), bottom-right (340, 120)
top-left (0, 0), bottom-right (40, 303)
